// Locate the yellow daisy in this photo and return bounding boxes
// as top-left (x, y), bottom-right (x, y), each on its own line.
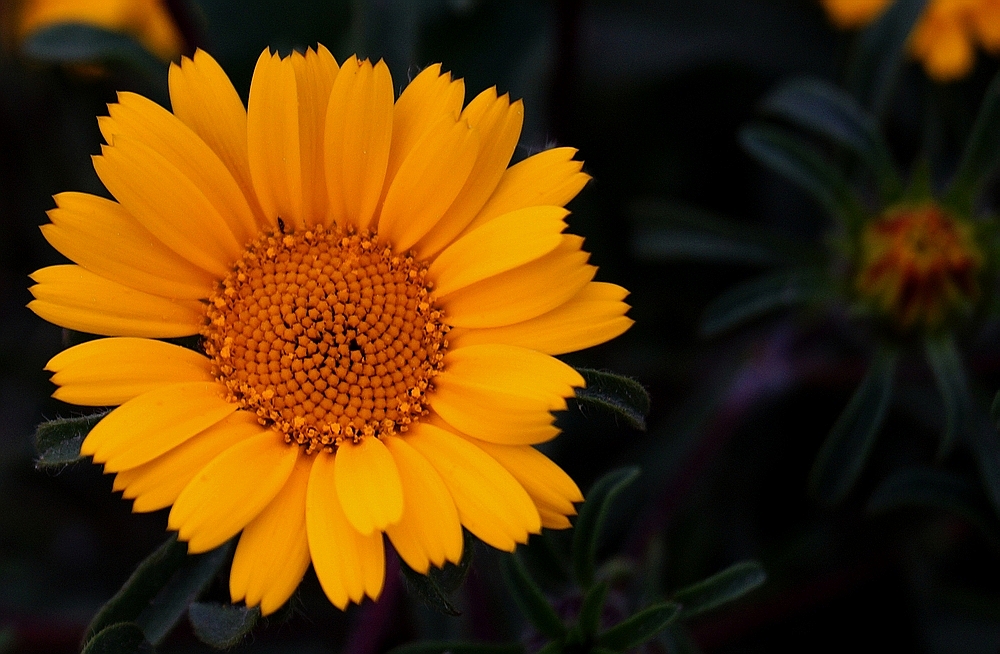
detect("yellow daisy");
top-left (28, 46), bottom-right (633, 615)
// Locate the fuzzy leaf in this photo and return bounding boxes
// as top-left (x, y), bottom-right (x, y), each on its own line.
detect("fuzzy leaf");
top-left (810, 346), bottom-right (898, 504)
top-left (594, 602), bottom-right (681, 651)
top-left (578, 582), bottom-right (609, 638)
top-left (673, 561), bottom-right (767, 619)
top-left (502, 554), bottom-right (566, 639)
top-left (946, 69), bottom-right (1000, 211)
top-left (572, 467), bottom-right (641, 588)
top-left (388, 642), bottom-right (525, 654)
top-left (700, 268), bottom-right (826, 337)
top-left (81, 623), bottom-right (150, 654)
top-left (925, 335), bottom-right (972, 458)
top-left (572, 369), bottom-right (650, 431)
top-left (399, 530), bottom-right (475, 616)
top-left (964, 406), bottom-right (1000, 519)
top-left (34, 411), bottom-right (107, 469)
top-left (188, 603), bottom-right (260, 649)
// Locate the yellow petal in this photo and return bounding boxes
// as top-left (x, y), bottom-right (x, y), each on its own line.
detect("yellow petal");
top-left (230, 453), bottom-right (313, 615)
top-left (93, 138), bottom-right (242, 277)
top-left (306, 451), bottom-right (385, 609)
top-left (42, 192), bottom-right (216, 300)
top-left (114, 411), bottom-right (267, 513)
top-left (428, 206), bottom-right (567, 297)
top-left (247, 49), bottom-right (303, 230)
top-left (405, 423), bottom-right (540, 551)
top-left (169, 429), bottom-right (299, 553)
top-left (377, 115), bottom-right (479, 252)
top-left (334, 435), bottom-right (404, 535)
top-left (82, 381), bottom-right (236, 471)
top-left (448, 282), bottom-right (633, 354)
top-left (28, 265), bottom-right (203, 338)
top-left (538, 506), bottom-right (572, 530)
top-left (383, 435), bottom-right (463, 572)
top-left (47, 337), bottom-right (214, 406)
top-left (324, 57), bottom-right (393, 231)
top-left (464, 147), bottom-right (589, 234)
top-left (470, 439), bottom-right (583, 519)
top-left (99, 91), bottom-right (259, 247)
top-left (414, 91), bottom-right (524, 258)
top-left (169, 49), bottom-right (266, 224)
top-left (441, 234), bottom-right (595, 328)
top-left (291, 46), bottom-right (340, 228)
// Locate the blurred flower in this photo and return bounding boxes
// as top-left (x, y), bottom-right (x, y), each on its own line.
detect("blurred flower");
top-left (13, 0), bottom-right (183, 60)
top-left (820, 0), bottom-right (893, 28)
top-left (28, 46), bottom-right (632, 614)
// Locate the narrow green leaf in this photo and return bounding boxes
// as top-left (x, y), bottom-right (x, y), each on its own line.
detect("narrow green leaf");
top-left (398, 530), bottom-right (474, 616)
top-left (387, 642), bottom-right (525, 654)
top-left (572, 467), bottom-right (641, 588)
top-left (34, 411), bottom-right (107, 469)
top-left (577, 582), bottom-right (609, 638)
top-left (21, 23), bottom-right (165, 73)
top-left (673, 561), bottom-right (767, 619)
top-left (809, 346), bottom-right (898, 504)
top-left (925, 334), bottom-right (972, 458)
top-left (188, 603), bottom-right (260, 649)
top-left (846, 0), bottom-right (928, 116)
top-left (501, 554), bottom-right (566, 639)
top-left (945, 69), bottom-right (1000, 211)
top-left (572, 369), bottom-right (650, 431)
top-left (740, 125), bottom-right (863, 225)
top-left (81, 623), bottom-right (150, 654)
top-left (700, 268), bottom-right (826, 337)
top-left (594, 602), bottom-right (681, 651)
top-left (760, 77), bottom-right (901, 199)
top-left (964, 405), bottom-right (1000, 519)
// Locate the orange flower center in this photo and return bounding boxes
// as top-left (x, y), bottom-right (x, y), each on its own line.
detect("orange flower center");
top-left (202, 226), bottom-right (449, 453)
top-left (855, 204), bottom-right (981, 329)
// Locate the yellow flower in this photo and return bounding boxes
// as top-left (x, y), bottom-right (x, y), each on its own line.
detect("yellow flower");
top-left (15, 0), bottom-right (182, 60)
top-left (855, 203), bottom-right (981, 328)
top-left (28, 46), bottom-right (633, 614)
top-left (820, 0), bottom-right (893, 28)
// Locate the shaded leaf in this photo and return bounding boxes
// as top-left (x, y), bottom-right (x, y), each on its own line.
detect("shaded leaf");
top-left (501, 554), bottom-right (566, 639)
top-left (572, 369), bottom-right (650, 431)
top-left (673, 561), bottom-right (767, 619)
top-left (925, 334), bottom-right (972, 458)
top-left (700, 268), bottom-right (826, 337)
top-left (21, 23), bottom-right (164, 73)
top-left (991, 389), bottom-right (1000, 428)
top-left (946, 69), bottom-right (1000, 211)
top-left (964, 405), bottom-right (1000, 519)
top-left (34, 411), bottom-right (107, 469)
top-left (81, 623), bottom-right (150, 654)
top-left (399, 530), bottom-right (475, 616)
top-left (188, 602), bottom-right (260, 649)
top-left (594, 602), bottom-right (681, 651)
top-left (846, 0), bottom-right (928, 116)
top-left (740, 125), bottom-right (863, 225)
top-left (810, 346), bottom-right (898, 504)
top-left (760, 77), bottom-right (901, 198)
top-left (572, 467), bottom-right (641, 588)
top-left (578, 582), bottom-right (609, 638)
top-left (387, 642), bottom-right (525, 654)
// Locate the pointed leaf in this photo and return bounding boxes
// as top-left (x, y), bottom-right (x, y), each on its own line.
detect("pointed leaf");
top-left (34, 411), bottom-right (108, 469)
top-left (594, 602), bottom-right (681, 651)
top-left (809, 346), bottom-right (898, 504)
top-left (578, 582), bottom-right (609, 638)
top-left (188, 603), bottom-right (260, 649)
top-left (571, 369), bottom-right (650, 431)
top-left (925, 334), bottom-right (972, 458)
top-left (572, 467), bottom-right (640, 588)
top-left (701, 268), bottom-right (826, 337)
top-left (388, 642), bottom-right (525, 654)
top-left (398, 530), bottom-right (475, 617)
top-left (945, 69), bottom-right (1000, 211)
top-left (846, 0), bottom-right (928, 116)
top-left (81, 623), bottom-right (150, 654)
top-left (502, 554), bottom-right (566, 639)
top-left (21, 23), bottom-right (164, 73)
top-left (740, 125), bottom-right (863, 225)
top-left (760, 77), bottom-right (901, 199)
top-left (673, 561), bottom-right (767, 619)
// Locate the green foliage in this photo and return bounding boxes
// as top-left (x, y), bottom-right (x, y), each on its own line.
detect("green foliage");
top-left (399, 529), bottom-right (475, 616)
top-left (593, 602), bottom-right (681, 652)
top-left (388, 643), bottom-right (525, 654)
top-left (81, 623), bottom-right (150, 654)
top-left (572, 369), bottom-right (651, 432)
top-left (572, 467), bottom-right (641, 588)
top-left (673, 560), bottom-right (767, 619)
top-left (21, 24), bottom-right (165, 74)
top-left (700, 268), bottom-right (827, 337)
top-left (188, 603), bottom-right (260, 650)
top-left (945, 69), bottom-right (1000, 212)
top-left (577, 582), bottom-right (609, 639)
top-left (34, 411), bottom-right (106, 469)
top-left (810, 346), bottom-right (898, 504)
top-left (924, 335), bottom-right (973, 458)
top-left (501, 554), bottom-right (566, 639)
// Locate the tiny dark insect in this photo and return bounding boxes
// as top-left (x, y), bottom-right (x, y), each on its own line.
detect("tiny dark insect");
top-left (277, 217), bottom-right (286, 234)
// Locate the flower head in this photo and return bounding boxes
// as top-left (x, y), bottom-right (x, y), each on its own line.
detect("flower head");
top-left (28, 46), bottom-right (632, 614)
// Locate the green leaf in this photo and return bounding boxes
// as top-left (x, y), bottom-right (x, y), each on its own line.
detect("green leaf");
top-left (387, 642), bottom-right (525, 654)
top-left (21, 23), bottom-right (165, 73)
top-left (846, 0), bottom-right (928, 116)
top-left (760, 77), bottom-right (901, 199)
top-left (399, 530), bottom-right (475, 616)
top-left (925, 334), bottom-right (972, 458)
top-left (594, 602), bottom-right (681, 651)
top-left (964, 405), bottom-right (1000, 519)
top-left (809, 346), bottom-right (898, 504)
top-left (81, 623), bottom-right (150, 654)
top-left (34, 411), bottom-right (107, 469)
top-left (672, 561), bottom-right (767, 620)
top-left (945, 69), bottom-right (1000, 211)
top-left (740, 125), bottom-right (863, 225)
top-left (572, 369), bottom-right (650, 431)
top-left (577, 582), bottom-right (609, 638)
top-left (188, 603), bottom-right (260, 649)
top-left (501, 554), bottom-right (566, 639)
top-left (700, 268), bottom-right (826, 337)
top-left (572, 467), bottom-right (641, 588)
